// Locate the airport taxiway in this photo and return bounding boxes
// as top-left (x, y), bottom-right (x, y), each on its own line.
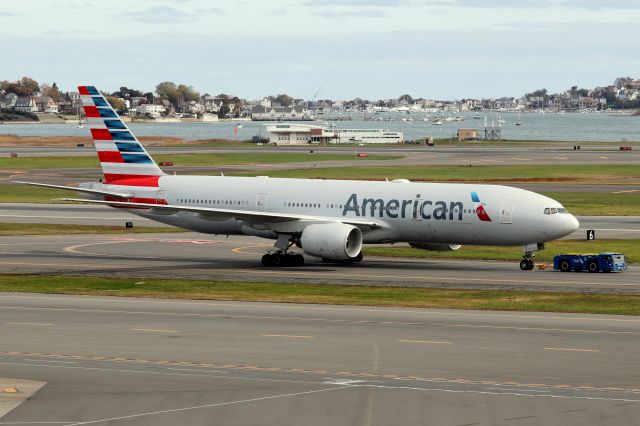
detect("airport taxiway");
top-left (0, 233), bottom-right (637, 294)
top-left (1, 293), bottom-right (639, 425)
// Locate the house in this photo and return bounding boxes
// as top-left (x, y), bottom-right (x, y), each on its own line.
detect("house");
top-left (251, 105), bottom-right (310, 121)
top-left (0, 92), bottom-right (18, 109)
top-left (15, 97), bottom-right (38, 113)
top-left (177, 101), bottom-right (204, 115)
top-left (135, 104), bottom-right (166, 118)
top-left (35, 96), bottom-right (59, 114)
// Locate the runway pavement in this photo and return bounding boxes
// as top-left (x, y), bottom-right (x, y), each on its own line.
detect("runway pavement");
top-left (1, 293), bottom-right (640, 425)
top-left (0, 233), bottom-right (638, 294)
top-left (1, 203), bottom-right (638, 239)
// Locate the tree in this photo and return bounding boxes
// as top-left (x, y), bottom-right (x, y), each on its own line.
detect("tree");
top-left (398, 94), bottom-right (413, 104)
top-left (218, 103), bottom-right (230, 118)
top-left (106, 96), bottom-right (126, 112)
top-left (614, 76), bottom-right (633, 89)
top-left (176, 84), bottom-right (199, 102)
top-left (112, 86), bottom-right (144, 99)
top-left (4, 77), bottom-right (40, 96)
top-left (155, 81), bottom-right (179, 106)
top-left (275, 94), bottom-right (292, 107)
top-left (41, 82), bottom-right (62, 102)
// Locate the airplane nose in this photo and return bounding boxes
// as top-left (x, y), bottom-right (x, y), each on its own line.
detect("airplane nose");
top-left (567, 214), bottom-right (580, 234)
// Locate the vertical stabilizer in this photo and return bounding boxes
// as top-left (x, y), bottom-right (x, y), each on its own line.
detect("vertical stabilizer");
top-left (78, 85), bottom-right (164, 185)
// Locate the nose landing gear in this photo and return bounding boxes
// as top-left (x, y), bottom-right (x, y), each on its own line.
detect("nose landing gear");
top-left (519, 242), bottom-right (544, 271)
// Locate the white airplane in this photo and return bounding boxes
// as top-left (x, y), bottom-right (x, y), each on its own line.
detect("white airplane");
top-left (18, 85), bottom-right (579, 270)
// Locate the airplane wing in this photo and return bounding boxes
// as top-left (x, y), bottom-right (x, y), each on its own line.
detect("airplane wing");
top-left (13, 181), bottom-right (133, 198)
top-left (59, 198), bottom-right (382, 230)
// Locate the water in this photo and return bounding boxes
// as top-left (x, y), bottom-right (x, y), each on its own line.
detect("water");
top-left (0, 111), bottom-right (638, 142)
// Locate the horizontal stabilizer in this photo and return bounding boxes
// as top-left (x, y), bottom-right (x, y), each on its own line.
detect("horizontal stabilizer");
top-left (13, 181), bottom-right (133, 198)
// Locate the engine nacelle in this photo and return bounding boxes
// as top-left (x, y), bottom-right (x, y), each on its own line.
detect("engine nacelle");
top-left (300, 223), bottom-right (363, 260)
top-left (409, 243), bottom-right (462, 252)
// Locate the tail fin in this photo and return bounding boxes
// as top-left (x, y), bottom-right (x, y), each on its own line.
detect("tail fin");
top-left (78, 85), bottom-right (165, 185)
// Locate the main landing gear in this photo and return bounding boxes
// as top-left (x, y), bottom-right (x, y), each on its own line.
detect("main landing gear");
top-left (261, 234), bottom-right (305, 267)
top-left (519, 242), bottom-right (544, 271)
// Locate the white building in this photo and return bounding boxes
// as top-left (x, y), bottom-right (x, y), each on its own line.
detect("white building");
top-left (136, 104), bottom-right (166, 118)
top-left (264, 123), bottom-right (404, 145)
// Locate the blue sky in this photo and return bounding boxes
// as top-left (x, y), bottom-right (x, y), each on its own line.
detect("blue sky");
top-left (2, 0), bottom-right (639, 100)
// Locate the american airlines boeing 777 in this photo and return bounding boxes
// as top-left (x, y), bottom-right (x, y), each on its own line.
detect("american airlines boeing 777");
top-left (18, 86), bottom-right (579, 270)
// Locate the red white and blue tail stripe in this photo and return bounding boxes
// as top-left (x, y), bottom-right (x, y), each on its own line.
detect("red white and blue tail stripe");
top-left (78, 85), bottom-right (164, 185)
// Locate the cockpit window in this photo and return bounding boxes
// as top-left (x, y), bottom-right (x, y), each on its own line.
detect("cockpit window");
top-left (545, 207), bottom-right (569, 215)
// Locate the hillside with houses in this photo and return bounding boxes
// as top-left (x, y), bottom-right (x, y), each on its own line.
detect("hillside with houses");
top-left (1, 76), bottom-right (639, 123)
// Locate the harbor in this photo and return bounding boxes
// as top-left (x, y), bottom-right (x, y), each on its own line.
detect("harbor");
top-left (1, 110), bottom-right (638, 143)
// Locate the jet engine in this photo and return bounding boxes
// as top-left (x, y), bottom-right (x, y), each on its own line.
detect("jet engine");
top-left (409, 243), bottom-right (462, 251)
top-left (300, 223), bottom-right (363, 260)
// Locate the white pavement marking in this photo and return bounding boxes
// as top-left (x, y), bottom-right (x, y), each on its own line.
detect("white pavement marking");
top-left (60, 387), bottom-right (355, 425)
top-left (3, 294), bottom-right (640, 323)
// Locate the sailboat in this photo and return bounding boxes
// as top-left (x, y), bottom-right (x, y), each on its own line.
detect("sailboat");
top-left (515, 111), bottom-right (523, 126)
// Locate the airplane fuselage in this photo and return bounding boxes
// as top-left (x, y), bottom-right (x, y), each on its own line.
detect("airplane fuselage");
top-left (97, 175), bottom-right (579, 246)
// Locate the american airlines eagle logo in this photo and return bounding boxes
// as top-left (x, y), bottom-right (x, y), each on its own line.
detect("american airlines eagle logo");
top-left (471, 191), bottom-right (492, 222)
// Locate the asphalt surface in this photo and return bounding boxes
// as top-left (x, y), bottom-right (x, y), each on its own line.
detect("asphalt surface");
top-left (1, 293), bottom-right (640, 425)
top-left (0, 233), bottom-right (638, 294)
top-left (1, 203), bottom-right (638, 240)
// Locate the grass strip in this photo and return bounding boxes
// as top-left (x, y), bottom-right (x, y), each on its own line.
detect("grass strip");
top-left (365, 239), bottom-right (638, 264)
top-left (0, 223), bottom-right (181, 236)
top-left (0, 274), bottom-right (638, 316)
top-left (237, 164), bottom-right (640, 184)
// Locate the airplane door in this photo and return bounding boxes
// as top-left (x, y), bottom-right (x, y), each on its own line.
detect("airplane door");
top-left (256, 193), bottom-right (267, 212)
top-left (500, 202), bottom-right (513, 224)
top-left (156, 190), bottom-right (166, 204)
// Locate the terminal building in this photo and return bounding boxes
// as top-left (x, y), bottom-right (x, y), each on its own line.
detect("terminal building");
top-left (264, 123), bottom-right (404, 145)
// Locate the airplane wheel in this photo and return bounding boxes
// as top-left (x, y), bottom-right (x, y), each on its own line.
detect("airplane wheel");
top-left (526, 259), bottom-right (534, 270)
top-left (587, 261), bottom-right (599, 273)
top-left (559, 260), bottom-right (571, 272)
top-left (519, 260), bottom-right (529, 271)
top-left (271, 253), bottom-right (283, 267)
top-left (261, 254), bottom-right (272, 267)
top-left (294, 254), bottom-right (305, 266)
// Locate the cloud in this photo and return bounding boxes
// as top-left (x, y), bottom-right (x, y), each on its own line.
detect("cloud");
top-left (448, 0), bottom-right (640, 9)
top-left (0, 12), bottom-right (17, 16)
top-left (314, 8), bottom-right (388, 17)
top-left (127, 6), bottom-right (198, 23)
top-left (304, 0), bottom-right (404, 6)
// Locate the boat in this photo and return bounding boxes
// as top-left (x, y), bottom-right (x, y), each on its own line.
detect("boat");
top-left (515, 111), bottom-right (523, 126)
top-left (473, 113), bottom-right (481, 119)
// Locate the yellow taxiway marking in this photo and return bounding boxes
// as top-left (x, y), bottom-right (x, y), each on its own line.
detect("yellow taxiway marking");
top-left (553, 156), bottom-right (568, 160)
top-left (6, 322), bottom-right (54, 326)
top-left (261, 334), bottom-right (313, 339)
top-left (130, 328), bottom-right (180, 333)
top-left (511, 157), bottom-right (532, 161)
top-left (544, 347), bottom-right (600, 353)
top-left (600, 156), bottom-right (609, 159)
top-left (398, 339), bottom-right (453, 345)
top-left (0, 388), bottom-right (18, 393)
top-left (612, 189), bottom-right (640, 194)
